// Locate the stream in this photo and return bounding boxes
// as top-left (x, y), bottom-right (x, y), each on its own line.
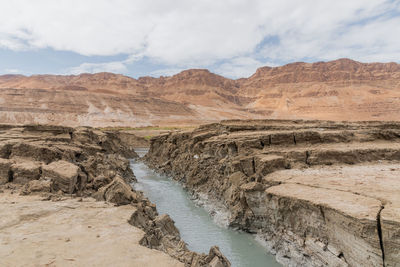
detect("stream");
top-left (131, 148), bottom-right (280, 267)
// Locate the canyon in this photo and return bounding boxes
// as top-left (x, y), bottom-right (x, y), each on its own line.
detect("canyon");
top-left (1, 58), bottom-right (400, 127)
top-left (145, 119), bottom-right (400, 266)
top-left (0, 124), bottom-right (230, 267)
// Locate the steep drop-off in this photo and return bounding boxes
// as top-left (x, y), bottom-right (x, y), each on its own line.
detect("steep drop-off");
top-left (145, 120), bottom-right (400, 266)
top-left (1, 59), bottom-right (400, 126)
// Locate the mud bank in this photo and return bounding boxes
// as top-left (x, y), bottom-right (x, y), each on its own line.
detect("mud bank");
top-left (145, 120), bottom-right (400, 266)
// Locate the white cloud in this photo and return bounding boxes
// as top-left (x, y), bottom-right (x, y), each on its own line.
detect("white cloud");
top-left (4, 68), bottom-right (21, 74)
top-left (215, 57), bottom-right (275, 78)
top-left (0, 0), bottom-right (399, 73)
top-left (67, 61), bottom-right (127, 75)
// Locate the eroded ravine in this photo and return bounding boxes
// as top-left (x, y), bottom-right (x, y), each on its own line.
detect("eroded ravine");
top-left (131, 149), bottom-right (280, 267)
top-left (144, 120), bottom-right (400, 266)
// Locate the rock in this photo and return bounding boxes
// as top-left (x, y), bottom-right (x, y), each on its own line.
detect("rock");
top-left (81, 154), bottom-right (135, 190)
top-left (11, 160), bottom-right (41, 184)
top-left (95, 176), bottom-right (137, 205)
top-left (228, 172), bottom-right (246, 187)
top-left (92, 175), bottom-right (111, 189)
top-left (42, 160), bottom-right (79, 194)
top-left (240, 182), bottom-right (264, 192)
top-left (21, 179), bottom-right (51, 194)
top-left (154, 214), bottom-right (180, 237)
top-left (10, 142), bottom-right (61, 164)
top-left (205, 246), bottom-right (231, 267)
top-left (381, 205), bottom-right (400, 267)
top-left (0, 125), bottom-right (137, 197)
top-left (0, 158), bottom-right (12, 185)
top-left (209, 257), bottom-right (224, 267)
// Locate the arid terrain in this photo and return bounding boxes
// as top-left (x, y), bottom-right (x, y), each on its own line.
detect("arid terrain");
top-left (145, 119), bottom-right (400, 266)
top-left (0, 124), bottom-right (230, 267)
top-left (1, 59), bottom-right (400, 127)
top-left (0, 192), bottom-right (183, 267)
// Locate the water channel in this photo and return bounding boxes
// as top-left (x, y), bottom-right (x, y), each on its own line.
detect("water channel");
top-left (131, 148), bottom-right (280, 267)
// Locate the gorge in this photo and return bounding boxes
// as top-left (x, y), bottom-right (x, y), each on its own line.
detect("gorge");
top-left (131, 149), bottom-right (280, 266)
top-left (144, 119), bottom-right (400, 266)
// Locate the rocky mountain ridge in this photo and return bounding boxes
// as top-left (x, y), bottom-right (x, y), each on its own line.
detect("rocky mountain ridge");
top-left (1, 58), bottom-right (400, 126)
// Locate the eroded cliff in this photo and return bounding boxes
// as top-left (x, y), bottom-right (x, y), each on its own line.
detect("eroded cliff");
top-left (145, 120), bottom-right (400, 266)
top-left (0, 124), bottom-right (230, 267)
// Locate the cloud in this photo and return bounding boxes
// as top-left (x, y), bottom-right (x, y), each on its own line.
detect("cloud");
top-left (67, 61), bottom-right (128, 74)
top-left (4, 68), bottom-right (21, 74)
top-left (215, 57), bottom-right (275, 78)
top-left (0, 0), bottom-right (399, 76)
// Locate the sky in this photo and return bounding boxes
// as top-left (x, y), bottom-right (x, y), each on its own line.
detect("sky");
top-left (0, 0), bottom-right (399, 79)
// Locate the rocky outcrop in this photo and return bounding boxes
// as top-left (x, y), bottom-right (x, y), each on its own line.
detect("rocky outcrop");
top-left (0, 124), bottom-right (137, 201)
top-left (129, 197), bottom-right (231, 267)
top-left (42, 160), bottom-right (80, 194)
top-left (145, 119), bottom-right (400, 266)
top-left (0, 124), bottom-right (230, 267)
top-left (94, 176), bottom-right (139, 205)
top-left (11, 160), bottom-right (41, 184)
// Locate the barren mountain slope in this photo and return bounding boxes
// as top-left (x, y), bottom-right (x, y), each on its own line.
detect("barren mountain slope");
top-left (0, 59), bottom-right (399, 126)
top-left (239, 59), bottom-right (400, 120)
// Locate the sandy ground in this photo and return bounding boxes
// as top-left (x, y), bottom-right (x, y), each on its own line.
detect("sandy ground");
top-left (0, 191), bottom-right (183, 267)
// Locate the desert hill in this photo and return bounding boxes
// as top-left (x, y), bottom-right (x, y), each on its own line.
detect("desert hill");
top-left (1, 58), bottom-right (399, 127)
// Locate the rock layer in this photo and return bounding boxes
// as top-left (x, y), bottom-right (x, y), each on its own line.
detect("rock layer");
top-left (0, 124), bottom-right (137, 200)
top-left (0, 124), bottom-right (230, 267)
top-left (145, 119), bottom-right (400, 266)
top-left (1, 59), bottom-right (400, 126)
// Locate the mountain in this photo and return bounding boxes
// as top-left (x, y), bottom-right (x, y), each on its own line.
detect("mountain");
top-left (1, 58), bottom-right (400, 127)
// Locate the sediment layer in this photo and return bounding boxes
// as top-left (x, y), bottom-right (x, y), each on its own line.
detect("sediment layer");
top-left (145, 119), bottom-right (400, 266)
top-left (2, 59), bottom-right (400, 127)
top-left (0, 124), bottom-right (230, 267)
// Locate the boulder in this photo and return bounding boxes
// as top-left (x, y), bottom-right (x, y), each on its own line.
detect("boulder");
top-left (154, 214), bottom-right (180, 237)
top-left (209, 257), bottom-right (225, 267)
top-left (95, 176), bottom-right (137, 205)
top-left (205, 246), bottom-right (231, 267)
top-left (42, 160), bottom-right (79, 194)
top-left (21, 179), bottom-right (51, 194)
top-left (11, 160), bottom-right (41, 184)
top-left (0, 158), bottom-right (12, 185)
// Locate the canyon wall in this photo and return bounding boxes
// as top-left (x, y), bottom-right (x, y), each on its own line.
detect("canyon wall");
top-left (145, 119), bottom-right (400, 266)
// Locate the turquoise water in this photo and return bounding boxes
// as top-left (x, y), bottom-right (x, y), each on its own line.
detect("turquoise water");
top-left (131, 149), bottom-right (280, 267)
